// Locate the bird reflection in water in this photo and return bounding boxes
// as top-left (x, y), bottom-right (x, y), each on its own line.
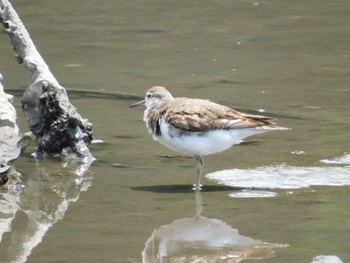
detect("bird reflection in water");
top-left (142, 191), bottom-right (288, 263)
top-left (0, 158), bottom-right (93, 263)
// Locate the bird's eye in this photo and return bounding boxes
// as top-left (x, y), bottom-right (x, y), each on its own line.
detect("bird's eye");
top-left (146, 94), bottom-right (152, 99)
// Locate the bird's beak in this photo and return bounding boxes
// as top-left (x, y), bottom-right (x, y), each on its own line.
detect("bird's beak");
top-left (129, 99), bottom-right (145, 108)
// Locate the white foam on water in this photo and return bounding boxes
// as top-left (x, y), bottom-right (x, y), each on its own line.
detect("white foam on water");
top-left (310, 255), bottom-right (343, 263)
top-left (207, 158), bottom-right (350, 199)
top-left (320, 153), bottom-right (350, 165)
top-left (228, 190), bottom-right (277, 198)
top-left (207, 165), bottom-right (350, 190)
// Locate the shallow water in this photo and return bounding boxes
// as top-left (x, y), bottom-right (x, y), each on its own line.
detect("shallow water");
top-left (1, 0), bottom-right (350, 262)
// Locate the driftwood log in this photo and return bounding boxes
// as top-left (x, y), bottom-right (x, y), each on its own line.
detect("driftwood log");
top-left (0, 74), bottom-right (22, 185)
top-left (0, 0), bottom-right (93, 159)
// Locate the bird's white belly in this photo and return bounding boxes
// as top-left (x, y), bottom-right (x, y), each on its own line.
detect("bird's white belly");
top-left (153, 122), bottom-right (267, 156)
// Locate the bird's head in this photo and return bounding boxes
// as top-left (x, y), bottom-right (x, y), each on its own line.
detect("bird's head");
top-left (130, 86), bottom-right (174, 109)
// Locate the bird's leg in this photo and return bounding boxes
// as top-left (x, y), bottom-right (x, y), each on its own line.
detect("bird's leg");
top-left (194, 190), bottom-right (203, 219)
top-left (193, 155), bottom-right (203, 191)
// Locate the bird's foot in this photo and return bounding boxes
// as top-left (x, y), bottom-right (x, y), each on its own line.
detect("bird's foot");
top-left (192, 183), bottom-right (203, 191)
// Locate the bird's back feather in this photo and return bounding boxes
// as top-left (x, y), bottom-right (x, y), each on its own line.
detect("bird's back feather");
top-left (160, 98), bottom-right (277, 132)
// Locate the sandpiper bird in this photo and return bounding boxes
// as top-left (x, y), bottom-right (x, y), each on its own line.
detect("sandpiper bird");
top-left (130, 86), bottom-right (288, 191)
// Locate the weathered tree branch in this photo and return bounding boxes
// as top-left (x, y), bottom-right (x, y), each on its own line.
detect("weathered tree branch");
top-left (0, 73), bottom-right (22, 185)
top-left (0, 0), bottom-right (93, 159)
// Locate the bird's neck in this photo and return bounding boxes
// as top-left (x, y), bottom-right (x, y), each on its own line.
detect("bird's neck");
top-left (144, 107), bottom-right (163, 136)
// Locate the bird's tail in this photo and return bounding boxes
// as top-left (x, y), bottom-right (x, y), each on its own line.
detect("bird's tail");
top-left (257, 125), bottom-right (290, 131)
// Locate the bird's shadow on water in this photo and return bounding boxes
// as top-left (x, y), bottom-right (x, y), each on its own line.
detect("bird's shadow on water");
top-left (131, 184), bottom-right (241, 194)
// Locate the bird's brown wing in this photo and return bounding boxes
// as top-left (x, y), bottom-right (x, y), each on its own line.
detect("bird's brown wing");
top-left (162, 98), bottom-right (275, 132)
